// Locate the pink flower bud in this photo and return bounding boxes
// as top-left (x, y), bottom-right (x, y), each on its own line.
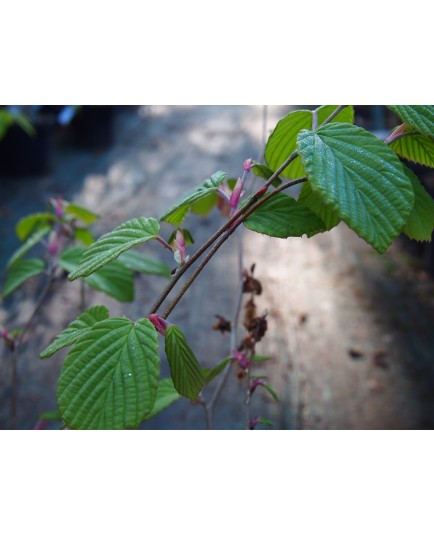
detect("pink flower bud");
top-left (232, 349), bottom-right (249, 369)
top-left (250, 377), bottom-right (266, 394)
top-left (229, 177), bottom-right (244, 210)
top-left (50, 196), bottom-right (65, 219)
top-left (172, 230), bottom-right (188, 265)
top-left (47, 232), bottom-right (63, 256)
top-left (243, 158), bottom-right (253, 173)
top-left (147, 314), bottom-right (170, 336)
top-left (249, 416), bottom-right (260, 430)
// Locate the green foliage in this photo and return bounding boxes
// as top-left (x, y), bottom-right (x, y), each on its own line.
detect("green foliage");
top-left (204, 357), bottom-right (231, 385)
top-left (68, 217), bottom-right (160, 280)
top-left (297, 123), bottom-right (414, 253)
top-left (142, 378), bottom-right (181, 420)
top-left (16, 213), bottom-right (55, 241)
top-left (244, 192), bottom-right (325, 238)
top-left (40, 305), bottom-right (110, 358)
top-left (165, 325), bottom-right (205, 401)
top-left (5, 104), bottom-right (434, 431)
top-left (389, 131), bottom-right (434, 168)
top-left (57, 318), bottom-right (160, 430)
top-left (265, 105), bottom-right (355, 179)
top-left (60, 247), bottom-right (135, 302)
top-left (117, 250), bottom-right (171, 278)
top-left (7, 226), bottom-right (51, 268)
top-left (402, 168), bottom-right (434, 241)
top-left (388, 105), bottom-right (434, 138)
top-left (297, 182), bottom-right (341, 233)
top-left (2, 258), bottom-right (45, 299)
top-left (160, 171), bottom-right (227, 225)
top-left (64, 203), bottom-right (99, 224)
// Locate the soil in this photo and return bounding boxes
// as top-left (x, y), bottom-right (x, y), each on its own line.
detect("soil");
top-left (1, 105), bottom-right (434, 430)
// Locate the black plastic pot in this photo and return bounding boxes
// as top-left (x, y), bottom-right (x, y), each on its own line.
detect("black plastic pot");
top-left (0, 119), bottom-right (54, 176)
top-left (70, 105), bottom-right (114, 150)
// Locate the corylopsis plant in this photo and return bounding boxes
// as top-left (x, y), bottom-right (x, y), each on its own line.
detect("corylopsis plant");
top-left (36, 105), bottom-right (434, 430)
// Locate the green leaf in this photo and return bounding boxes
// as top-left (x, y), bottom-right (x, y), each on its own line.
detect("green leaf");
top-left (161, 171), bottom-right (227, 226)
top-left (57, 318), bottom-right (160, 430)
top-left (258, 417), bottom-right (274, 427)
top-left (40, 305), bottom-right (110, 358)
top-left (265, 105), bottom-right (355, 180)
top-left (388, 106), bottom-right (434, 138)
top-left (252, 355), bottom-right (272, 362)
top-left (389, 131), bottom-right (434, 168)
top-left (204, 357), bottom-right (231, 385)
top-left (263, 383), bottom-right (279, 402)
top-left (244, 192), bottom-right (326, 238)
top-left (297, 182), bottom-right (341, 233)
top-left (60, 247), bottom-right (134, 302)
top-left (191, 191), bottom-right (219, 216)
top-left (165, 325), bottom-right (205, 400)
top-left (118, 250), bottom-right (171, 278)
top-left (74, 227), bottom-right (96, 246)
top-left (38, 410), bottom-right (63, 421)
top-left (297, 123), bottom-right (414, 254)
top-left (68, 217), bottom-right (160, 280)
top-left (402, 167), bottom-right (434, 241)
top-left (64, 202), bottom-right (100, 224)
top-left (16, 213), bottom-right (55, 240)
top-left (143, 378), bottom-right (181, 420)
top-left (2, 258), bottom-right (45, 299)
top-left (7, 225), bottom-right (50, 268)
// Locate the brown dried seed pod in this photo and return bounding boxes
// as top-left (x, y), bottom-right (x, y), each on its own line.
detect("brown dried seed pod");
top-left (212, 315), bottom-right (232, 334)
top-left (243, 298), bottom-right (257, 330)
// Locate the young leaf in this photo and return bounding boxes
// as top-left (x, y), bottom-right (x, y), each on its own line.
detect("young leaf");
top-left (204, 357), bottom-right (231, 385)
top-left (165, 325), bottom-right (205, 400)
top-left (263, 383), bottom-right (279, 402)
top-left (7, 225), bottom-right (51, 268)
top-left (252, 355), bottom-right (272, 362)
top-left (388, 106), bottom-right (434, 138)
top-left (16, 213), bottom-right (55, 241)
top-left (297, 123), bottom-right (414, 254)
top-left (297, 182), bottom-right (341, 232)
top-left (265, 105), bottom-right (355, 180)
top-left (60, 247), bottom-right (134, 302)
top-left (2, 258), bottom-right (45, 299)
top-left (40, 305), bottom-right (110, 358)
top-left (243, 192), bottom-right (326, 238)
top-left (142, 378), bottom-right (181, 420)
top-left (402, 167), bottom-right (434, 241)
top-left (160, 171), bottom-right (227, 226)
top-left (118, 250), bottom-right (171, 278)
top-left (258, 417), bottom-right (274, 427)
top-left (74, 227), bottom-right (96, 246)
top-left (389, 132), bottom-right (434, 168)
top-left (64, 202), bottom-right (100, 224)
top-left (68, 217), bottom-right (160, 280)
top-left (191, 191), bottom-right (219, 216)
top-left (57, 318), bottom-right (160, 430)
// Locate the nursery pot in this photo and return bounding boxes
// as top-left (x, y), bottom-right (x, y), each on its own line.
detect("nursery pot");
top-left (0, 119), bottom-right (54, 176)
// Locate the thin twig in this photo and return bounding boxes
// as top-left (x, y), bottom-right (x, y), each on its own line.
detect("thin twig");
top-left (162, 177), bottom-right (307, 320)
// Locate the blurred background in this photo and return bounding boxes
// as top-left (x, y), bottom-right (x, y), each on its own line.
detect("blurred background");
top-left (0, 105), bottom-right (433, 430)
